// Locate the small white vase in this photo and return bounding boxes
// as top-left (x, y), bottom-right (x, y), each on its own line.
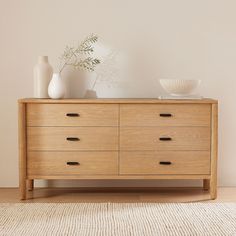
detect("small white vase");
top-left (48, 73), bottom-right (66, 99)
top-left (34, 56), bottom-right (53, 98)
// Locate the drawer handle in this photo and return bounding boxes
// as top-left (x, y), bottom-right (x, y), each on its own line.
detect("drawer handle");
top-left (159, 161), bottom-right (172, 165)
top-left (159, 137), bottom-right (172, 141)
top-left (66, 137), bottom-right (80, 141)
top-left (67, 161), bottom-right (80, 166)
top-left (159, 113), bottom-right (172, 117)
top-left (66, 113), bottom-right (80, 117)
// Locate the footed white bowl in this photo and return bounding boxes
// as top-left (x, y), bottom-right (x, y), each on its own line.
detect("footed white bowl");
top-left (159, 79), bottom-right (201, 96)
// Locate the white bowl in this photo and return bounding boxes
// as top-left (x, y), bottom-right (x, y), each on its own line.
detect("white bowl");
top-left (159, 79), bottom-right (201, 96)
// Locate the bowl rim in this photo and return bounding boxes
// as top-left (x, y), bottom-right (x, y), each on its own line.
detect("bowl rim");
top-left (159, 79), bottom-right (201, 82)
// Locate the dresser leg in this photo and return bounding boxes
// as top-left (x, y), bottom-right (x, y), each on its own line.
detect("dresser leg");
top-left (20, 178), bottom-right (27, 200)
top-left (210, 103), bottom-right (218, 200)
top-left (19, 102), bottom-right (27, 200)
top-left (28, 179), bottom-right (34, 191)
top-left (210, 177), bottom-right (217, 200)
top-left (203, 179), bottom-right (210, 191)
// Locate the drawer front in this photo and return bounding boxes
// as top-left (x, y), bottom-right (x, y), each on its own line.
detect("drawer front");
top-left (120, 104), bottom-right (211, 126)
top-left (27, 127), bottom-right (118, 151)
top-left (120, 127), bottom-right (210, 151)
top-left (28, 152), bottom-right (118, 176)
top-left (120, 151), bottom-right (210, 175)
top-left (27, 104), bottom-right (119, 126)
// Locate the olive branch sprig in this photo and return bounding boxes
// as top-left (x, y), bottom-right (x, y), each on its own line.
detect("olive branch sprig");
top-left (59, 34), bottom-right (100, 74)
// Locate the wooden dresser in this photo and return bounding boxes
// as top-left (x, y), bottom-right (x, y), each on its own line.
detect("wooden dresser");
top-left (18, 98), bottom-right (218, 200)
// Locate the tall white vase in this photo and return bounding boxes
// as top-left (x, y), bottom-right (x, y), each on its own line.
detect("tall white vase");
top-left (48, 73), bottom-right (66, 99)
top-left (33, 56), bottom-right (53, 98)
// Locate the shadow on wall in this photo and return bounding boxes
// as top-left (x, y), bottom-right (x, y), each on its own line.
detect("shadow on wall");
top-left (39, 179), bottom-right (202, 188)
top-left (61, 43), bottom-right (164, 99)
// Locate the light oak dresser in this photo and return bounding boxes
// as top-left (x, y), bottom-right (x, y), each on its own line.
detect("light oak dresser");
top-left (18, 98), bottom-right (218, 200)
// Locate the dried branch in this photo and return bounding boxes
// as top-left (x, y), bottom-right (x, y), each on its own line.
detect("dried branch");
top-left (59, 34), bottom-right (100, 74)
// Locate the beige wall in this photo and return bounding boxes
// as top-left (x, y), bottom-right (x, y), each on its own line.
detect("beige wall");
top-left (1, 0), bottom-right (236, 187)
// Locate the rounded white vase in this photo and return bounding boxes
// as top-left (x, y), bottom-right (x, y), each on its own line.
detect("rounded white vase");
top-left (48, 73), bottom-right (66, 99)
top-left (33, 56), bottom-right (53, 98)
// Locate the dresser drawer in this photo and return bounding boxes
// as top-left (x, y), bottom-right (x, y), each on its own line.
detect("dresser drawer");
top-left (120, 104), bottom-right (211, 126)
top-left (27, 127), bottom-right (118, 151)
top-left (120, 151), bottom-right (210, 175)
top-left (120, 127), bottom-right (210, 151)
top-left (28, 152), bottom-right (118, 176)
top-left (27, 104), bottom-right (119, 126)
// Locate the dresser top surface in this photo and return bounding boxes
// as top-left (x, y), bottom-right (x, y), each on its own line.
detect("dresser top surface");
top-left (18, 98), bottom-right (217, 104)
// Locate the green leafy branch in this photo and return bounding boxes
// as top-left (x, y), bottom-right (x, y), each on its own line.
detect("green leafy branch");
top-left (59, 34), bottom-right (100, 74)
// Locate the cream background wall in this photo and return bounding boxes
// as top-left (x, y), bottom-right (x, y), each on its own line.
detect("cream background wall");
top-left (0, 0), bottom-right (236, 187)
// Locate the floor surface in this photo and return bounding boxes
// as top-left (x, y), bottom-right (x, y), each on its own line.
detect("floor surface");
top-left (0, 187), bottom-right (235, 203)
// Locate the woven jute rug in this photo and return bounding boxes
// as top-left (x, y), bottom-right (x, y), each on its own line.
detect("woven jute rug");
top-left (0, 203), bottom-right (236, 235)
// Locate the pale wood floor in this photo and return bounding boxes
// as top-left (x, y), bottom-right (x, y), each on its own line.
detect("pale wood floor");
top-left (0, 187), bottom-right (235, 203)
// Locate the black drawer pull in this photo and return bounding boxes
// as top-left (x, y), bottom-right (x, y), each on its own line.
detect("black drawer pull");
top-left (66, 137), bottom-right (80, 141)
top-left (67, 161), bottom-right (80, 166)
top-left (159, 161), bottom-right (172, 165)
top-left (159, 113), bottom-right (172, 117)
top-left (159, 137), bottom-right (172, 141)
top-left (66, 113), bottom-right (80, 117)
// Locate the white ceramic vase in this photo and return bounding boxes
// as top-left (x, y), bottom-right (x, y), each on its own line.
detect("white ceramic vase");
top-left (48, 73), bottom-right (66, 99)
top-left (33, 56), bottom-right (53, 98)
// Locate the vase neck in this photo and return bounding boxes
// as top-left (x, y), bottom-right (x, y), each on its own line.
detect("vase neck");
top-left (38, 56), bottom-right (48, 63)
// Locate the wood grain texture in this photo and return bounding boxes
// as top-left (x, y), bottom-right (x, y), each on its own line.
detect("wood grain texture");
top-left (120, 127), bottom-right (210, 151)
top-left (27, 175), bottom-right (211, 180)
top-left (27, 127), bottom-right (118, 151)
top-left (19, 98), bottom-right (218, 104)
top-left (210, 103), bottom-right (218, 199)
top-left (120, 104), bottom-right (211, 126)
top-left (2, 187), bottom-right (235, 203)
top-left (27, 104), bottom-right (119, 127)
top-left (18, 103), bottom-right (27, 200)
top-left (18, 99), bottom-right (218, 200)
top-left (0, 188), bottom-right (236, 203)
top-left (120, 151), bottom-right (210, 175)
top-left (28, 152), bottom-right (118, 176)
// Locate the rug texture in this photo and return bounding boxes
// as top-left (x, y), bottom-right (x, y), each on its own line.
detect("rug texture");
top-left (0, 203), bottom-right (236, 236)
